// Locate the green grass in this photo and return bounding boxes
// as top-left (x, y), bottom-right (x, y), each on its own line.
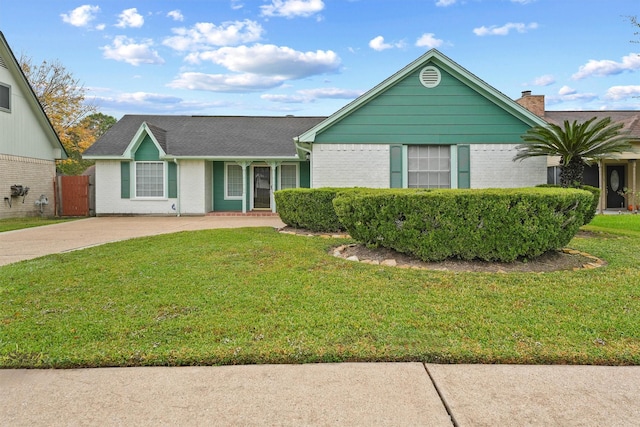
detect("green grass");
top-left (0, 217), bottom-right (74, 233)
top-left (1, 220), bottom-right (639, 368)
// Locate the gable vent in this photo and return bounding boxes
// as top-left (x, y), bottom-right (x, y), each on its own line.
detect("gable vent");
top-left (0, 55), bottom-right (6, 69)
top-left (419, 66), bottom-right (441, 88)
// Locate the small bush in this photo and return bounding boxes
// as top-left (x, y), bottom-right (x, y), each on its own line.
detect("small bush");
top-left (275, 188), bottom-right (372, 232)
top-left (333, 188), bottom-right (593, 262)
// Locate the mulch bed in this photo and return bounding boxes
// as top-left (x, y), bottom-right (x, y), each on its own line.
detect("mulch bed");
top-left (279, 227), bottom-right (606, 273)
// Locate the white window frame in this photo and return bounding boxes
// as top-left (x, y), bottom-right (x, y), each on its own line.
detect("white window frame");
top-left (279, 163), bottom-right (299, 190)
top-left (0, 83), bottom-right (10, 113)
top-left (407, 145), bottom-right (451, 189)
top-left (134, 161), bottom-right (166, 199)
top-left (224, 162), bottom-right (243, 200)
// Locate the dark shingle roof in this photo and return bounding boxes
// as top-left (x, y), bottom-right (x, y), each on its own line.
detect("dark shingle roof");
top-left (84, 115), bottom-right (327, 158)
top-left (545, 111), bottom-right (640, 140)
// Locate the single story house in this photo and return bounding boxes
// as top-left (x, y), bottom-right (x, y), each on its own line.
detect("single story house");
top-left (0, 31), bottom-right (67, 218)
top-left (84, 49), bottom-right (549, 216)
top-left (84, 49), bottom-right (638, 216)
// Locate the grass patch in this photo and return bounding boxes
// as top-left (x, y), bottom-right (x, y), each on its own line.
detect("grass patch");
top-left (1, 224), bottom-right (639, 368)
top-left (0, 217), bottom-right (74, 233)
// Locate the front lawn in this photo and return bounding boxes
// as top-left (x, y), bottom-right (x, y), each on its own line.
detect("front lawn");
top-left (0, 217), bottom-right (74, 233)
top-left (1, 217), bottom-right (639, 368)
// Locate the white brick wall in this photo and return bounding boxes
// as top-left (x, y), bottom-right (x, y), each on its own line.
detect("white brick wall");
top-left (470, 144), bottom-right (546, 188)
top-left (0, 154), bottom-right (56, 218)
top-left (95, 160), bottom-right (208, 215)
top-left (312, 144), bottom-right (390, 188)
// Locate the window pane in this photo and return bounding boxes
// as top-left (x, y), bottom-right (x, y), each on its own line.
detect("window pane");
top-left (227, 164), bottom-right (243, 197)
top-left (136, 162), bottom-right (164, 197)
top-left (0, 85), bottom-right (9, 111)
top-left (407, 144), bottom-right (451, 189)
top-left (281, 165), bottom-right (297, 189)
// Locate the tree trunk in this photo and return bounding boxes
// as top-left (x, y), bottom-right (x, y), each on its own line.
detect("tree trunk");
top-left (560, 157), bottom-right (585, 188)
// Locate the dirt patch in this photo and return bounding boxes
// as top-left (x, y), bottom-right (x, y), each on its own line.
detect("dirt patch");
top-left (280, 227), bottom-right (606, 273)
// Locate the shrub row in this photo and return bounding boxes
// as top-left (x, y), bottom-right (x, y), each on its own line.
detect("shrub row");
top-left (536, 184), bottom-right (600, 225)
top-left (332, 188), bottom-right (593, 262)
top-left (274, 188), bottom-right (349, 232)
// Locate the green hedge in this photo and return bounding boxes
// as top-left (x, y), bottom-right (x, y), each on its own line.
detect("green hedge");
top-left (332, 188), bottom-right (593, 262)
top-left (536, 184), bottom-right (600, 225)
top-left (274, 188), bottom-right (351, 232)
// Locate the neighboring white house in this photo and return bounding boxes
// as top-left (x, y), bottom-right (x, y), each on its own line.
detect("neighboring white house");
top-left (0, 31), bottom-right (66, 218)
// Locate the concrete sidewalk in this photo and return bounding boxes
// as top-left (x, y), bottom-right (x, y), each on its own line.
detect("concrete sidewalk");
top-left (0, 216), bottom-right (285, 266)
top-left (2, 363), bottom-right (639, 426)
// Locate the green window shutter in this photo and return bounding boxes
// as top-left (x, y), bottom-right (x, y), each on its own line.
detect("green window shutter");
top-left (458, 145), bottom-right (470, 189)
top-left (389, 144), bottom-right (403, 188)
top-left (168, 162), bottom-right (177, 198)
top-left (120, 161), bottom-right (130, 198)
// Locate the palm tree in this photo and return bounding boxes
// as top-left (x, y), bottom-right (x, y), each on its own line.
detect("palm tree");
top-left (514, 116), bottom-right (631, 187)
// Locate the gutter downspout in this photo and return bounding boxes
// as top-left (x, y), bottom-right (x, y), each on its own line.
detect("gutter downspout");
top-left (294, 138), bottom-right (313, 188)
top-left (173, 159), bottom-right (181, 217)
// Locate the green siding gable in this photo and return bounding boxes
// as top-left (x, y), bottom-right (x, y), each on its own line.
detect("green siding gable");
top-left (314, 64), bottom-right (531, 145)
top-left (134, 135), bottom-right (160, 161)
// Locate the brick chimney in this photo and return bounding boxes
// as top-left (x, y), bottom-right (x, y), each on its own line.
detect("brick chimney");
top-left (516, 90), bottom-right (545, 117)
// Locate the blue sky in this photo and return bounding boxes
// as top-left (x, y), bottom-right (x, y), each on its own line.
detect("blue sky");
top-left (1, 0), bottom-right (639, 119)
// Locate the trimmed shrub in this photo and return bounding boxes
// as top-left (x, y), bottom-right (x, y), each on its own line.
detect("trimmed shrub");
top-left (333, 187), bottom-right (593, 262)
top-left (275, 188), bottom-right (373, 232)
top-left (537, 184), bottom-right (600, 225)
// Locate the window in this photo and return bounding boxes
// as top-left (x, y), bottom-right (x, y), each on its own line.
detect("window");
top-left (225, 163), bottom-right (243, 199)
top-left (0, 83), bottom-right (10, 112)
top-left (280, 164), bottom-right (298, 190)
top-left (135, 162), bottom-right (164, 198)
top-left (408, 145), bottom-right (451, 188)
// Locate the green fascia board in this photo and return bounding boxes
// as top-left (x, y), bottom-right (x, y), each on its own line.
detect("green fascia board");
top-left (296, 49), bottom-right (547, 143)
top-left (163, 155), bottom-right (303, 162)
top-left (0, 31), bottom-right (67, 159)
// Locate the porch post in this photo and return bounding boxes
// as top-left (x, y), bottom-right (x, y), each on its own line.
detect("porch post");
top-left (598, 159), bottom-right (605, 214)
top-left (631, 159), bottom-right (637, 211)
top-left (238, 161), bottom-right (251, 213)
top-left (268, 161), bottom-right (280, 213)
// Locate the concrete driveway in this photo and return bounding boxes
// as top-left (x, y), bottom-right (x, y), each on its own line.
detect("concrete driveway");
top-left (0, 216), bottom-right (285, 266)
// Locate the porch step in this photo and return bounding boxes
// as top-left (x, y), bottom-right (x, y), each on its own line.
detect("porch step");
top-left (206, 211), bottom-right (280, 217)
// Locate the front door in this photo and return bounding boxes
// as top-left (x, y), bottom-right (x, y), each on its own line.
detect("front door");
top-left (606, 165), bottom-right (625, 208)
top-left (253, 166), bottom-right (271, 209)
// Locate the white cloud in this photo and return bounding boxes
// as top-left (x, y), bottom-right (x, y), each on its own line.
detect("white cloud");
top-left (163, 20), bottom-right (263, 51)
top-left (368, 36), bottom-right (405, 51)
top-left (572, 53), bottom-right (640, 80)
top-left (473, 22), bottom-right (538, 36)
top-left (187, 44), bottom-right (341, 79)
top-left (262, 87), bottom-right (363, 103)
top-left (167, 10), bottom-right (184, 22)
top-left (558, 85), bottom-right (576, 96)
top-left (435, 0), bottom-right (456, 6)
top-left (116, 8), bottom-right (144, 28)
top-left (231, 0), bottom-right (244, 10)
top-left (96, 24), bottom-right (106, 31)
top-left (605, 85), bottom-right (640, 101)
top-left (168, 72), bottom-right (287, 92)
top-left (415, 33), bottom-right (444, 49)
top-left (261, 0), bottom-right (324, 18)
top-left (532, 74), bottom-right (555, 86)
top-left (61, 5), bottom-right (100, 27)
top-left (102, 36), bottom-right (164, 66)
top-left (92, 90), bottom-right (224, 113)
top-left (552, 86), bottom-right (598, 103)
